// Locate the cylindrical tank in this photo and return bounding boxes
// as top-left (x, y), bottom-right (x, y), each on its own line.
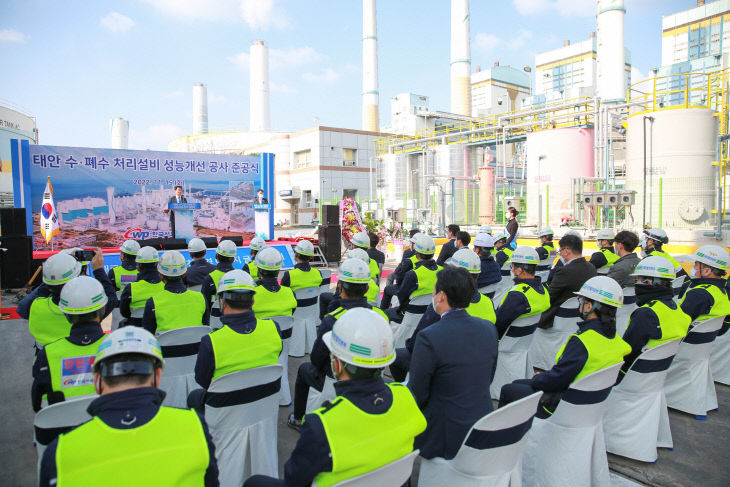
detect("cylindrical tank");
top-left (378, 153), bottom-right (405, 208)
top-left (362, 0), bottom-right (379, 132)
top-left (193, 83), bottom-right (208, 135)
top-left (596, 0), bottom-right (626, 102)
top-left (479, 166), bottom-right (494, 224)
top-left (250, 41), bottom-right (270, 132)
top-left (526, 127), bottom-right (595, 227)
top-left (625, 108), bottom-right (717, 229)
top-left (435, 144), bottom-right (468, 223)
top-left (450, 0), bottom-right (471, 116)
top-left (110, 117), bottom-right (129, 149)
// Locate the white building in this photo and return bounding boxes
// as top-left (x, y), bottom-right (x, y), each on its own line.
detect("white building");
top-left (661, 0), bottom-right (730, 67)
top-left (471, 63), bottom-right (531, 117)
top-left (0, 104), bottom-right (37, 198)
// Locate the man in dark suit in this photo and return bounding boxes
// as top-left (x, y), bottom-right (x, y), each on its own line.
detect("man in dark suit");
top-left (408, 266), bottom-right (498, 461)
top-left (254, 188), bottom-right (268, 205)
top-left (538, 233), bottom-right (597, 328)
top-left (436, 224), bottom-right (460, 265)
top-left (164, 185), bottom-right (187, 238)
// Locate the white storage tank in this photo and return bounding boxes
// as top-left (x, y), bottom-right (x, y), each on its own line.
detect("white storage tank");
top-left (110, 117), bottom-right (129, 149)
top-left (625, 108), bottom-right (717, 229)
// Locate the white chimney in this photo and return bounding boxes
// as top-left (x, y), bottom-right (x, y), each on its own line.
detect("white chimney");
top-left (450, 0), bottom-right (472, 116)
top-left (362, 0), bottom-right (379, 132)
top-left (110, 117), bottom-right (129, 149)
top-left (193, 83), bottom-right (208, 135)
top-left (250, 41), bottom-right (271, 132)
top-left (596, 0), bottom-right (626, 103)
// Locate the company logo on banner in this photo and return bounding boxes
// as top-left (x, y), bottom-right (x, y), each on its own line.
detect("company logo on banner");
top-left (10, 141), bottom-right (275, 250)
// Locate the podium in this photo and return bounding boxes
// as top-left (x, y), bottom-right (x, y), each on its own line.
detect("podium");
top-left (168, 202), bottom-right (201, 242)
top-left (253, 203), bottom-right (271, 240)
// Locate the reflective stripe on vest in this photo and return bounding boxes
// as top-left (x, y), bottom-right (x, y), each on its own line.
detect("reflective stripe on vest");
top-left (252, 285), bottom-right (297, 318)
top-left (556, 329), bottom-right (631, 382)
top-left (46, 336), bottom-right (104, 398)
top-left (29, 297), bottom-right (71, 346)
top-left (209, 269), bottom-right (225, 294)
top-left (112, 266), bottom-right (139, 291)
top-left (500, 283), bottom-right (551, 320)
top-left (599, 248), bottom-right (620, 268)
top-left (366, 279), bottom-right (379, 303)
top-left (151, 290), bottom-right (207, 333)
top-left (368, 259), bottom-right (380, 281)
top-left (640, 300), bottom-right (692, 348)
top-left (467, 293), bottom-right (496, 323)
top-left (327, 305), bottom-right (388, 323)
top-left (288, 268), bottom-right (323, 291)
top-left (680, 283), bottom-right (730, 322)
top-left (409, 255), bottom-right (418, 266)
top-left (56, 407), bottom-right (209, 486)
top-left (209, 320), bottom-right (282, 380)
top-left (130, 280), bottom-right (165, 311)
top-left (497, 248), bottom-right (513, 262)
top-left (649, 250), bottom-right (681, 273)
top-left (312, 383), bottom-right (426, 487)
top-left (412, 263), bottom-right (442, 298)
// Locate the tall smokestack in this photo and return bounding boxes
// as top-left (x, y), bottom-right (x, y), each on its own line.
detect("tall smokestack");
top-left (596, 0), bottom-right (626, 102)
top-left (110, 117), bottom-right (129, 149)
top-left (193, 83), bottom-right (208, 135)
top-left (250, 41), bottom-right (270, 132)
top-left (450, 0), bottom-right (472, 116)
top-left (362, 0), bottom-right (379, 132)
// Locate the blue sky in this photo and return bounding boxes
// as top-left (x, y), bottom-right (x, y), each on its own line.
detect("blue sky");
top-left (0, 0), bottom-right (694, 151)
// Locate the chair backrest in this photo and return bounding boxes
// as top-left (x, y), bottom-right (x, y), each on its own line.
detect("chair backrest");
top-left (479, 283), bottom-right (498, 299)
top-left (294, 286), bottom-right (321, 311)
top-left (130, 307), bottom-right (144, 318)
top-left (267, 315), bottom-right (294, 341)
top-left (319, 269), bottom-right (332, 293)
top-left (403, 293), bottom-right (432, 318)
top-left (34, 395), bottom-right (97, 451)
top-left (671, 275), bottom-right (686, 297)
top-left (615, 287), bottom-right (638, 335)
top-left (550, 363), bottom-right (623, 428)
top-left (676, 317), bottom-right (724, 360)
top-left (500, 261), bottom-right (512, 277)
top-left (617, 339), bottom-right (681, 394)
top-left (157, 326), bottom-right (211, 377)
top-left (315, 450), bottom-right (420, 487)
top-left (552, 296), bottom-right (581, 332)
top-left (499, 313), bottom-right (542, 353)
top-left (205, 364), bottom-right (283, 428)
top-left (188, 284), bottom-right (202, 293)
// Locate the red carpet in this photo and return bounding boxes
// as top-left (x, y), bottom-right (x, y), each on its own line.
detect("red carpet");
top-left (0, 308), bottom-right (21, 320)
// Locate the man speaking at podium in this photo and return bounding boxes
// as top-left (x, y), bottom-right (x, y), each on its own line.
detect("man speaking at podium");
top-left (164, 185), bottom-right (187, 238)
top-left (255, 188), bottom-right (268, 205)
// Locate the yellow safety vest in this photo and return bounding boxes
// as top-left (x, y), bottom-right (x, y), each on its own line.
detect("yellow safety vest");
top-left (252, 285), bottom-right (297, 318)
top-left (245, 262), bottom-right (259, 281)
top-left (368, 259), bottom-right (380, 281)
top-left (648, 250), bottom-right (681, 273)
top-left (327, 306), bottom-right (388, 324)
top-left (639, 300), bottom-right (692, 348)
top-left (680, 282), bottom-right (730, 322)
top-left (29, 297), bottom-right (71, 346)
top-left (112, 266), bottom-right (138, 291)
top-left (311, 383), bottom-right (427, 487)
top-left (412, 263), bottom-right (442, 298)
top-left (56, 407), bottom-right (209, 486)
top-left (366, 279), bottom-right (379, 303)
top-left (500, 283), bottom-right (551, 321)
top-left (496, 247), bottom-right (514, 262)
top-left (45, 336), bottom-right (104, 400)
top-left (151, 290), bottom-right (206, 333)
top-left (129, 280), bottom-right (165, 311)
top-left (209, 320), bottom-right (282, 381)
top-left (287, 267), bottom-right (323, 291)
top-left (209, 269), bottom-right (225, 294)
top-left (467, 293), bottom-right (496, 324)
top-left (598, 248), bottom-right (620, 268)
top-left (556, 329), bottom-right (631, 382)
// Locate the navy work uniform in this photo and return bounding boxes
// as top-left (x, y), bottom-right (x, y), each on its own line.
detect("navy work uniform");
top-left (386, 260), bottom-right (442, 323)
top-left (186, 258), bottom-right (216, 288)
top-left (495, 277), bottom-right (550, 339)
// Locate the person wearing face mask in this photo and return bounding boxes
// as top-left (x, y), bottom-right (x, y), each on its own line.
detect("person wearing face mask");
top-left (407, 266), bottom-right (498, 461)
top-left (589, 228), bottom-right (620, 274)
top-left (535, 227), bottom-right (558, 275)
top-left (493, 232), bottom-right (514, 267)
top-left (607, 230), bottom-right (641, 288)
top-left (679, 245), bottom-right (730, 324)
top-left (640, 228), bottom-right (687, 279)
top-left (499, 276), bottom-right (631, 418)
top-left (619, 256), bottom-right (691, 379)
top-left (494, 246), bottom-right (551, 340)
top-left (473, 233), bottom-right (501, 290)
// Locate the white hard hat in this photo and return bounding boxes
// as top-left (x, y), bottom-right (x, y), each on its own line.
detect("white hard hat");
top-left (255, 247), bottom-right (283, 271)
top-left (250, 236), bottom-right (266, 252)
top-left (294, 239), bottom-right (315, 256)
top-left (693, 245), bottom-right (730, 271)
top-left (323, 308), bottom-right (395, 368)
top-left (216, 240), bottom-right (237, 258)
top-left (631, 256), bottom-right (676, 279)
top-left (158, 250), bottom-right (187, 277)
top-left (596, 229), bottom-right (615, 241)
top-left (412, 233), bottom-right (436, 255)
top-left (575, 276), bottom-right (623, 308)
top-left (347, 248), bottom-right (370, 264)
top-left (479, 225), bottom-right (492, 235)
top-left (94, 326), bottom-right (164, 373)
top-left (338, 258), bottom-right (371, 284)
top-left (563, 229), bottom-right (581, 238)
top-left (136, 246), bottom-right (159, 263)
top-left (450, 248), bottom-right (481, 274)
top-left (351, 231), bottom-right (370, 249)
top-left (644, 227), bottom-right (668, 244)
top-left (120, 240), bottom-right (140, 256)
top-left (43, 253), bottom-right (82, 285)
top-left (494, 231), bottom-right (509, 242)
top-left (511, 246), bottom-right (540, 265)
top-left (473, 232), bottom-right (495, 248)
top-left (217, 269), bottom-right (256, 295)
top-left (59, 276), bottom-right (108, 315)
top-left (538, 227), bottom-right (554, 238)
top-left (409, 232), bottom-right (424, 243)
top-left (188, 238), bottom-right (207, 253)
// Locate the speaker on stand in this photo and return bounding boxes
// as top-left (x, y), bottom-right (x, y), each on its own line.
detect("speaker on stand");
top-left (318, 225), bottom-right (342, 264)
top-left (1, 235), bottom-right (33, 289)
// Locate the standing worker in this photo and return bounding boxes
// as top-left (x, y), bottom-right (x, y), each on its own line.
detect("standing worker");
top-left (246, 309), bottom-right (426, 487)
top-left (141, 250), bottom-right (207, 335)
top-left (589, 229), bottom-right (619, 274)
top-left (640, 228), bottom-right (687, 278)
top-left (201, 240), bottom-right (238, 328)
top-left (243, 236), bottom-right (266, 281)
top-left (679, 246), bottom-right (730, 323)
top-left (120, 246), bottom-right (164, 327)
top-left (39, 326), bottom-right (219, 487)
top-left (251, 248), bottom-right (297, 319)
top-left (505, 207), bottom-right (519, 250)
top-left (185, 238), bottom-right (215, 290)
top-left (280, 240), bottom-right (323, 290)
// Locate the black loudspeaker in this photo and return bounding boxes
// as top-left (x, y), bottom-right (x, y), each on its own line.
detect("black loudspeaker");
top-left (0, 208), bottom-right (27, 236)
top-left (221, 236), bottom-right (243, 246)
top-left (137, 238), bottom-right (164, 249)
top-left (1, 235), bottom-right (32, 288)
top-left (202, 237), bottom-right (218, 248)
top-left (318, 225), bottom-right (341, 263)
top-left (161, 239), bottom-right (187, 250)
top-left (321, 205), bottom-right (339, 226)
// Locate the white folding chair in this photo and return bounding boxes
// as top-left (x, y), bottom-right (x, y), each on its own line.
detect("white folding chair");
top-left (314, 450), bottom-right (419, 487)
top-left (111, 289), bottom-right (124, 330)
top-left (479, 284), bottom-right (499, 300)
top-left (306, 375), bottom-right (337, 414)
top-left (34, 395), bottom-right (97, 473)
top-left (615, 286), bottom-right (637, 336)
top-left (522, 363), bottom-right (623, 487)
top-left (158, 326), bottom-right (211, 409)
top-left (290, 286), bottom-right (321, 357)
top-left (391, 294), bottom-right (431, 349)
top-left (710, 327), bottom-right (730, 385)
top-left (490, 314), bottom-right (543, 400)
top-left (671, 275), bottom-right (686, 300)
top-left (419, 392), bottom-right (542, 487)
top-left (536, 251), bottom-right (557, 282)
top-left (130, 306), bottom-right (145, 320)
top-left (209, 299), bottom-right (223, 330)
top-left (529, 297), bottom-right (580, 371)
top-left (188, 284), bottom-right (202, 293)
top-left (376, 263), bottom-right (384, 286)
top-left (319, 269), bottom-right (333, 294)
top-left (491, 263), bottom-right (514, 305)
top-left (603, 340), bottom-right (680, 462)
top-left (268, 315), bottom-right (294, 406)
top-left (205, 365), bottom-right (282, 485)
top-left (664, 317), bottom-right (724, 418)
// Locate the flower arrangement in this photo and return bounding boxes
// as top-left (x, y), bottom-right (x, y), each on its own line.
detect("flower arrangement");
top-left (339, 197), bottom-right (366, 244)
